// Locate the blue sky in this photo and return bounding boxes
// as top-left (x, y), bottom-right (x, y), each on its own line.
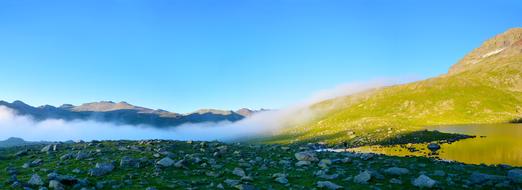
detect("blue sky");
top-left (0, 0), bottom-right (521, 113)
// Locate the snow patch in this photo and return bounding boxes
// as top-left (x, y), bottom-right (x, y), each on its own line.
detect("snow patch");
top-left (481, 48), bottom-right (505, 58)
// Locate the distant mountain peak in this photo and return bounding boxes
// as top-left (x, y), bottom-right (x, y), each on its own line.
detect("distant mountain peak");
top-left (449, 27), bottom-right (522, 74)
top-left (236, 108), bottom-right (255, 117)
top-left (192, 109), bottom-right (234, 116)
top-left (0, 100), bottom-right (256, 127)
top-left (73, 101), bottom-right (144, 112)
top-left (12, 100), bottom-right (29, 106)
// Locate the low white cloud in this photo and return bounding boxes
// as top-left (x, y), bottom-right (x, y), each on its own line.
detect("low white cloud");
top-left (0, 78), bottom-right (407, 142)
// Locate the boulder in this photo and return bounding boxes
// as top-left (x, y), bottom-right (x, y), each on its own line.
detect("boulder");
top-left (353, 171), bottom-right (371, 184)
top-left (295, 160), bottom-right (311, 167)
top-left (468, 172), bottom-right (505, 185)
top-left (156, 157), bottom-right (175, 167)
top-left (28, 174), bottom-right (44, 186)
top-left (232, 168), bottom-right (246, 177)
top-left (316, 181), bottom-right (342, 189)
top-left (318, 159), bottom-right (332, 168)
top-left (427, 143), bottom-right (441, 152)
top-left (384, 167), bottom-right (410, 176)
top-left (88, 163), bottom-right (115, 177)
top-left (508, 169), bottom-right (522, 184)
top-left (120, 156), bottom-right (140, 168)
top-left (48, 180), bottom-right (65, 190)
top-left (294, 151), bottom-right (318, 162)
top-left (412, 174), bottom-right (437, 188)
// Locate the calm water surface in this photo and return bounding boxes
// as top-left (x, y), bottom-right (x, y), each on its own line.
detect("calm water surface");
top-left (346, 124), bottom-right (522, 166)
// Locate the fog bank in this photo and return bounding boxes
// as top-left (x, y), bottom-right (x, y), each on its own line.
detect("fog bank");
top-left (0, 79), bottom-right (406, 142)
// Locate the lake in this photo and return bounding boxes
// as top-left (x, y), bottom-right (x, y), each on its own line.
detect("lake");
top-left (345, 124), bottom-right (522, 166)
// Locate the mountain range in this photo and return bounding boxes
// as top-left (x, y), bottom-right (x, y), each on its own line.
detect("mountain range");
top-left (0, 100), bottom-right (260, 127)
top-left (0, 137), bottom-right (50, 148)
top-left (267, 28), bottom-right (522, 145)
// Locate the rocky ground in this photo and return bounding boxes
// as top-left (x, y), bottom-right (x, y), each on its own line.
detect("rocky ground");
top-left (0, 140), bottom-right (521, 190)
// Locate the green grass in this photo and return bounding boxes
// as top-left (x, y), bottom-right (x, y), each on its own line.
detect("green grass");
top-left (1, 141), bottom-right (520, 190)
top-left (263, 53), bottom-right (522, 145)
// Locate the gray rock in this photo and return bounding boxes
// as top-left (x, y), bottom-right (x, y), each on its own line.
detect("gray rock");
top-left (412, 174), bottom-right (437, 188)
top-left (88, 163), bottom-right (115, 177)
top-left (318, 159), bottom-right (332, 168)
top-left (15, 150), bottom-right (28, 157)
top-left (30, 159), bottom-right (43, 167)
top-left (427, 143), bottom-right (441, 152)
top-left (41, 144), bottom-right (53, 152)
top-left (232, 167), bottom-right (246, 177)
top-left (294, 151), bottom-right (318, 161)
top-left (354, 171), bottom-right (372, 184)
top-left (433, 170), bottom-right (446, 177)
top-left (76, 151), bottom-right (89, 160)
top-left (316, 181), bottom-right (342, 189)
top-left (384, 167), bottom-right (410, 176)
top-left (274, 176), bottom-right (288, 184)
top-left (48, 180), bottom-right (64, 190)
top-left (28, 174), bottom-right (44, 186)
top-left (174, 159), bottom-right (187, 168)
top-left (156, 157), bottom-right (175, 167)
top-left (224, 179), bottom-right (240, 187)
top-left (469, 172), bottom-right (505, 185)
top-left (389, 178), bottom-right (402, 184)
top-left (295, 160), bottom-right (311, 167)
top-left (360, 153), bottom-right (374, 161)
top-left (120, 156), bottom-right (140, 168)
top-left (59, 153), bottom-right (73, 160)
top-left (315, 170), bottom-right (339, 180)
top-left (234, 184), bottom-right (257, 190)
top-left (508, 169), bottom-right (522, 184)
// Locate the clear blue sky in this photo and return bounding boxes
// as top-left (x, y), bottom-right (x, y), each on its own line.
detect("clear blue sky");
top-left (0, 0), bottom-right (521, 113)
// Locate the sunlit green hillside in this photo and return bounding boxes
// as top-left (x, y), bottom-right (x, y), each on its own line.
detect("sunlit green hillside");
top-left (267, 28), bottom-right (522, 145)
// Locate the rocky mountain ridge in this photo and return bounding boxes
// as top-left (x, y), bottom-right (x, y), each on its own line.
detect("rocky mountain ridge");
top-left (0, 100), bottom-right (260, 127)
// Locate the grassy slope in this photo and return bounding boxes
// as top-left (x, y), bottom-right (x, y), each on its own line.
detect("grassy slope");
top-left (265, 31), bottom-right (522, 145)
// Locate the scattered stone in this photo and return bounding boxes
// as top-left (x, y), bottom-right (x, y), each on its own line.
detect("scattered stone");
top-left (234, 184), bottom-right (257, 190)
top-left (274, 176), bottom-right (288, 184)
top-left (294, 151), bottom-right (318, 162)
top-left (433, 170), bottom-right (446, 177)
top-left (88, 163), bottom-right (115, 177)
top-left (389, 178), bottom-right (402, 184)
top-left (48, 180), bottom-right (65, 190)
top-left (354, 171), bottom-right (372, 184)
top-left (60, 153), bottom-right (73, 160)
top-left (15, 150), bottom-right (28, 157)
top-left (384, 167), bottom-right (410, 176)
top-left (157, 157), bottom-right (175, 167)
top-left (224, 179), bottom-right (240, 187)
top-left (28, 174), bottom-right (44, 186)
top-left (412, 174), bottom-right (437, 188)
top-left (41, 144), bottom-right (53, 152)
top-left (316, 181), bottom-right (342, 189)
top-left (295, 160), bottom-right (311, 167)
top-left (76, 151), bottom-right (89, 160)
top-left (120, 156), bottom-right (140, 168)
top-left (318, 159), bottom-right (332, 168)
top-left (232, 168), bottom-right (246, 177)
top-left (508, 169), bottom-right (522, 184)
top-left (468, 172), bottom-right (505, 185)
top-left (427, 143), bottom-right (441, 152)
top-left (174, 159), bottom-right (187, 168)
top-left (31, 159), bottom-right (43, 167)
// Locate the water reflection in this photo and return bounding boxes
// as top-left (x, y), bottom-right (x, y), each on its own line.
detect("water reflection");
top-left (346, 124), bottom-right (522, 166)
